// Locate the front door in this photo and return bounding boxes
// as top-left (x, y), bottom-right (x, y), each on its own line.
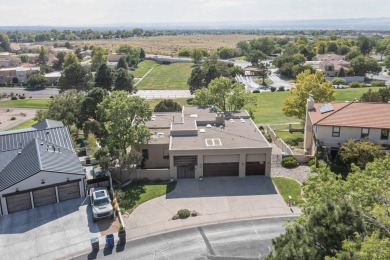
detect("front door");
top-left (177, 165), bottom-right (195, 179)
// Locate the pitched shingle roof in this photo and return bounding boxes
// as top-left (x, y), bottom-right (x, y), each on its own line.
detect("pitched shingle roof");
top-left (0, 138), bottom-right (83, 192)
top-left (309, 102), bottom-right (390, 129)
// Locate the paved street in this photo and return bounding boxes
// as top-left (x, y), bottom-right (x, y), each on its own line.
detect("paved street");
top-left (0, 87), bottom-right (59, 98)
top-left (269, 69), bottom-right (293, 89)
top-left (75, 217), bottom-right (292, 260)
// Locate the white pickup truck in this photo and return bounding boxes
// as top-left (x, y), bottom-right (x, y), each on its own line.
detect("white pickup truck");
top-left (89, 187), bottom-right (115, 222)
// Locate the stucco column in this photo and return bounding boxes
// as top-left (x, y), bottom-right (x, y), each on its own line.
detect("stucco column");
top-left (239, 153), bottom-right (246, 178)
top-left (169, 155), bottom-right (177, 179)
top-left (1, 196), bottom-right (8, 215)
top-left (265, 151), bottom-right (271, 177)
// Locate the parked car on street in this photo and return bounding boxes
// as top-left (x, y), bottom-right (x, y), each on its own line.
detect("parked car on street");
top-left (89, 187), bottom-right (114, 222)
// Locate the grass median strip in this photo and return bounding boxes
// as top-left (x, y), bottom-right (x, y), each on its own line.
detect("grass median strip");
top-left (272, 177), bottom-right (304, 207)
top-left (0, 98), bottom-right (50, 109)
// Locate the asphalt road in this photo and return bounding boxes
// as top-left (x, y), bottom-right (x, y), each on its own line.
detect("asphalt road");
top-left (76, 217), bottom-right (293, 260)
top-left (0, 87), bottom-right (59, 98)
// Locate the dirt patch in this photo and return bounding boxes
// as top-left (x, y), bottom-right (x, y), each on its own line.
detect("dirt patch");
top-left (56, 34), bottom-right (260, 56)
top-left (0, 108), bottom-right (37, 131)
top-left (97, 217), bottom-right (120, 236)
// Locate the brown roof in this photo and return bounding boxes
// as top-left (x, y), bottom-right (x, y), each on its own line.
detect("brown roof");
top-left (309, 102), bottom-right (390, 129)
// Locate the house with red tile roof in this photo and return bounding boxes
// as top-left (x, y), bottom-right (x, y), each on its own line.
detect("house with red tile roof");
top-left (303, 94), bottom-right (390, 158)
top-left (316, 54), bottom-right (350, 77)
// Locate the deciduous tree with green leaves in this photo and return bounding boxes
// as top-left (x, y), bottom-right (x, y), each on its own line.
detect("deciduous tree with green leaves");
top-left (91, 46), bottom-right (108, 71)
top-left (97, 91), bottom-right (152, 154)
top-left (282, 70), bottom-right (335, 121)
top-left (191, 48), bottom-right (204, 64)
top-left (27, 74), bottom-right (48, 88)
top-left (62, 52), bottom-right (79, 69)
top-left (113, 68), bottom-right (134, 92)
top-left (339, 139), bottom-right (384, 170)
top-left (59, 63), bottom-right (93, 92)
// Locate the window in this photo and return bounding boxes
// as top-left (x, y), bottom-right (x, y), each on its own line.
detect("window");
top-left (381, 129), bottom-right (389, 140)
top-left (142, 149), bottom-right (149, 160)
top-left (361, 128), bottom-right (370, 138)
top-left (163, 148), bottom-right (169, 159)
top-left (332, 126), bottom-right (340, 137)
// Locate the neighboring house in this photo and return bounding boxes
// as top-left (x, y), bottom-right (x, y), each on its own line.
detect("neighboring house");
top-left (304, 95), bottom-right (390, 158)
top-left (316, 54), bottom-right (350, 77)
top-left (0, 67), bottom-right (17, 84)
top-left (107, 53), bottom-right (126, 62)
top-left (0, 52), bottom-right (21, 68)
top-left (107, 61), bottom-right (118, 70)
top-left (16, 66), bottom-right (40, 84)
top-left (0, 119), bottom-right (85, 215)
top-left (44, 71), bottom-right (61, 85)
top-left (140, 106), bottom-right (272, 180)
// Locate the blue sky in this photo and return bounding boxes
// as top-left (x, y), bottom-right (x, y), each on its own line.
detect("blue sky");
top-left (1, 0), bottom-right (389, 26)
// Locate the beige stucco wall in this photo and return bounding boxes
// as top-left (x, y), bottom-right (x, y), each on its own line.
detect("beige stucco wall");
top-left (315, 125), bottom-right (390, 150)
top-left (141, 143), bottom-right (170, 168)
top-left (0, 171), bottom-right (84, 215)
top-left (132, 168), bottom-right (170, 181)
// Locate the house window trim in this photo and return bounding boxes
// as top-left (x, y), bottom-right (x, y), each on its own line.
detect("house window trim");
top-left (332, 126), bottom-right (340, 137)
top-left (361, 128), bottom-right (370, 139)
top-left (380, 129), bottom-right (389, 140)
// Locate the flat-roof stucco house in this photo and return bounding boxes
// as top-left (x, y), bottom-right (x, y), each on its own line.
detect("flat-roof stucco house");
top-left (0, 119), bottom-right (86, 215)
top-left (140, 106), bottom-right (272, 180)
top-left (304, 95), bottom-right (390, 158)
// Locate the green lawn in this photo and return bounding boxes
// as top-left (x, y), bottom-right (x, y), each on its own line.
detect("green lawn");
top-left (136, 62), bottom-right (193, 90)
top-left (0, 98), bottom-right (50, 109)
top-left (116, 181), bottom-right (177, 213)
top-left (272, 177), bottom-right (304, 206)
top-left (6, 119), bottom-right (38, 130)
top-left (132, 60), bottom-right (159, 78)
top-left (334, 87), bottom-right (385, 101)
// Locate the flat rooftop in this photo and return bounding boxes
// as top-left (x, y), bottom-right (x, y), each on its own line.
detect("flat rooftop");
top-left (170, 118), bottom-right (270, 150)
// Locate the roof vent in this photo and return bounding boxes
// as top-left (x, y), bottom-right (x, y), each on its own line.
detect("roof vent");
top-left (229, 118), bottom-right (234, 122)
top-left (240, 119), bottom-right (245, 123)
top-left (40, 142), bottom-right (43, 146)
top-left (200, 129), bottom-right (206, 133)
top-left (18, 151), bottom-right (22, 155)
top-left (206, 124), bottom-right (212, 128)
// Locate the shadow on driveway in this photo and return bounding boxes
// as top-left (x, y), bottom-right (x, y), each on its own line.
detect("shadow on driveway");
top-left (166, 176), bottom-right (278, 199)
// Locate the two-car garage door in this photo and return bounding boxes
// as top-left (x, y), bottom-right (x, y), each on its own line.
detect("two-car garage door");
top-left (5, 181), bottom-right (81, 214)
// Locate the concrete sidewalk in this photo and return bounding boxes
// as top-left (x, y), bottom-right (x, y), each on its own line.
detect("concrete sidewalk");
top-left (123, 176), bottom-right (301, 241)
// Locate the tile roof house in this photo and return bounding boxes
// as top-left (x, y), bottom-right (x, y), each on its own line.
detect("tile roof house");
top-left (0, 119), bottom-right (85, 215)
top-left (139, 106), bottom-right (272, 180)
top-left (303, 95), bottom-right (390, 158)
top-left (316, 54), bottom-right (350, 77)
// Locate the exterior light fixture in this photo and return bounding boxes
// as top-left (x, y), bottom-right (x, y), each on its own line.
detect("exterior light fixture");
top-left (41, 180), bottom-right (45, 185)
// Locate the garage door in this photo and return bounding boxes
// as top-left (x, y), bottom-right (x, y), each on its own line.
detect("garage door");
top-left (203, 163), bottom-right (239, 177)
top-left (246, 162), bottom-right (265, 176)
top-left (6, 192), bottom-right (32, 213)
top-left (33, 187), bottom-right (57, 207)
top-left (58, 182), bottom-right (80, 202)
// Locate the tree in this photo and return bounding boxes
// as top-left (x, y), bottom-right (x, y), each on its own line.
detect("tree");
top-left (376, 38), bottom-right (390, 60)
top-left (59, 63), bottom-right (93, 92)
top-left (356, 35), bottom-right (376, 55)
top-left (332, 77), bottom-right (346, 86)
top-left (337, 66), bottom-right (346, 77)
top-left (283, 70), bottom-right (336, 121)
top-left (132, 28), bottom-right (143, 36)
top-left (360, 88), bottom-right (383, 102)
top-left (346, 46), bottom-right (362, 61)
top-left (0, 33), bottom-right (11, 52)
top-left (19, 54), bottom-right (29, 63)
top-left (91, 46), bottom-right (107, 71)
top-left (86, 133), bottom-right (98, 157)
top-left (97, 91), bottom-right (152, 154)
top-left (236, 40), bottom-right (250, 55)
top-left (37, 46), bottom-right (48, 65)
top-left (95, 63), bottom-right (113, 90)
top-left (267, 199), bottom-right (366, 260)
top-left (255, 63), bottom-right (271, 85)
top-left (116, 57), bottom-right (128, 70)
top-left (245, 50), bottom-right (267, 65)
top-left (384, 55), bottom-right (390, 69)
top-left (339, 139), bottom-right (384, 170)
top-left (54, 51), bottom-right (67, 70)
top-left (116, 45), bottom-right (140, 67)
top-left (35, 89), bottom-right (85, 128)
top-left (178, 48), bottom-right (192, 57)
top-left (113, 68), bottom-right (134, 92)
top-left (154, 99), bottom-right (182, 112)
top-left (218, 47), bottom-right (235, 59)
top-left (351, 55), bottom-right (382, 76)
top-left (191, 48), bottom-right (204, 64)
top-left (140, 48), bottom-right (145, 60)
top-left (62, 52), bottom-right (79, 69)
top-left (187, 66), bottom-right (204, 93)
top-left (27, 74), bottom-right (48, 88)
top-left (80, 87), bottom-right (109, 121)
top-left (83, 120), bottom-right (105, 138)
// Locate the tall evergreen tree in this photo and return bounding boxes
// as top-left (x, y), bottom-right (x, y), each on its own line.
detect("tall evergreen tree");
top-left (116, 57), bottom-right (128, 70)
top-left (113, 68), bottom-right (134, 92)
top-left (95, 63), bottom-right (113, 90)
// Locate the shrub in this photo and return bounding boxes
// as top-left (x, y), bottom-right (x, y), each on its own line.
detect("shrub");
top-left (10, 116), bottom-right (16, 120)
top-left (308, 158), bottom-right (316, 167)
top-left (281, 155), bottom-right (299, 168)
top-left (19, 95), bottom-right (26, 99)
top-left (270, 86), bottom-right (276, 92)
top-left (360, 83), bottom-right (368, 88)
top-left (177, 209), bottom-right (191, 219)
top-left (278, 86), bottom-right (285, 91)
top-left (371, 81), bottom-right (386, 87)
top-left (349, 82), bottom-right (361, 88)
top-left (11, 96), bottom-right (18, 100)
top-left (252, 90), bottom-right (260, 93)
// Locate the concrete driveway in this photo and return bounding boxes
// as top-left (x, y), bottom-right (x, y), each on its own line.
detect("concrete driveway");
top-left (0, 198), bottom-right (105, 260)
top-left (124, 176), bottom-right (300, 240)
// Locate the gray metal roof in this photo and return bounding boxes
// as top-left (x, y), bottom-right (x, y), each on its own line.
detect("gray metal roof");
top-left (0, 150), bottom-right (19, 172)
top-left (32, 119), bottom-right (64, 130)
top-left (0, 125), bottom-right (73, 152)
top-left (0, 138), bottom-right (83, 192)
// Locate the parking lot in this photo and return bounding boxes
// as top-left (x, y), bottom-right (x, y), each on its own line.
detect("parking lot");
top-left (0, 198), bottom-right (117, 259)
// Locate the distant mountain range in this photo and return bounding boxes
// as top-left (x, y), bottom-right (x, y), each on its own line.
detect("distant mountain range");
top-left (1, 18), bottom-right (390, 31)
